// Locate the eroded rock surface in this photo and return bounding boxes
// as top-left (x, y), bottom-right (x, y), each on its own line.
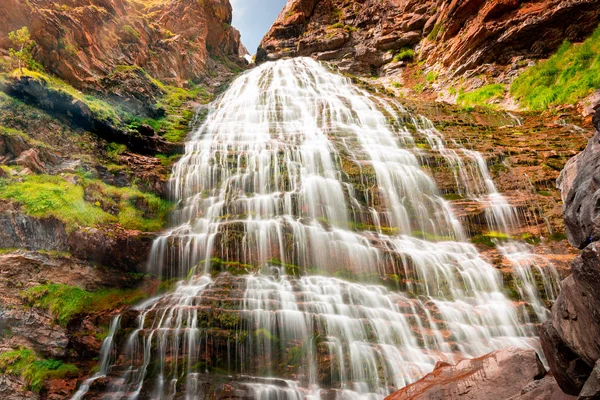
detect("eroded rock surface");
top-left (541, 106), bottom-right (600, 396)
top-left (259, 0), bottom-right (600, 77)
top-left (0, 0), bottom-right (247, 90)
top-left (385, 347), bottom-right (574, 400)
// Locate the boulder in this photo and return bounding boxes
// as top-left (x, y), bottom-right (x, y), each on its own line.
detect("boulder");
top-left (540, 242), bottom-right (600, 395)
top-left (385, 347), bottom-right (551, 400)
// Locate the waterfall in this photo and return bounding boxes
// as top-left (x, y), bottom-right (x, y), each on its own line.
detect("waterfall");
top-left (74, 58), bottom-right (560, 399)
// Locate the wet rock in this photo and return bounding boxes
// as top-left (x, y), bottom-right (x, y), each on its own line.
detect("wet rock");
top-left (385, 347), bottom-right (548, 400)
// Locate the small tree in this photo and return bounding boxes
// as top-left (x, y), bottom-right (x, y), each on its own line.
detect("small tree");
top-left (8, 26), bottom-right (36, 74)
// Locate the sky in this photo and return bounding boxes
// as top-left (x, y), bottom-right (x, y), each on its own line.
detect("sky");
top-left (231, 0), bottom-right (288, 54)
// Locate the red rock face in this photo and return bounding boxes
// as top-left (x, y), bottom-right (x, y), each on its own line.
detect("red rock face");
top-left (0, 0), bottom-right (247, 90)
top-left (385, 347), bottom-right (572, 400)
top-left (258, 0), bottom-right (600, 76)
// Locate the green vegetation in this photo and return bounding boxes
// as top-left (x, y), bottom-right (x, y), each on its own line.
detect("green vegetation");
top-left (11, 68), bottom-right (122, 124)
top-left (0, 347), bottom-right (78, 392)
top-left (511, 25), bottom-right (600, 110)
top-left (471, 231), bottom-right (512, 247)
top-left (0, 174), bottom-right (171, 231)
top-left (115, 65), bottom-right (211, 142)
top-left (457, 84), bottom-right (506, 108)
top-left (425, 71), bottom-right (438, 83)
top-left (428, 24), bottom-right (443, 41)
top-left (8, 27), bottom-right (36, 74)
top-left (21, 283), bottom-right (149, 326)
top-left (393, 47), bottom-right (415, 63)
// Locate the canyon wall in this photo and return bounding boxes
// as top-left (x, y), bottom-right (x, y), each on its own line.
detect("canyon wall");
top-left (258, 0), bottom-right (600, 78)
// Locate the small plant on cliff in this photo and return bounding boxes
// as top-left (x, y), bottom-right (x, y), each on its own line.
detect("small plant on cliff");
top-left (0, 347), bottom-right (78, 392)
top-left (393, 47), bottom-right (415, 63)
top-left (8, 26), bottom-right (36, 74)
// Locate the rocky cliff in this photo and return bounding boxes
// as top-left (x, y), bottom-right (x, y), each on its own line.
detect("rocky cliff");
top-left (539, 99), bottom-right (600, 398)
top-left (0, 1), bottom-right (248, 398)
top-left (258, 0), bottom-right (600, 89)
top-left (0, 0), bottom-right (247, 90)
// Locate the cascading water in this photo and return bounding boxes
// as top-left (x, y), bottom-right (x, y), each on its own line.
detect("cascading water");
top-left (74, 58), bottom-right (560, 399)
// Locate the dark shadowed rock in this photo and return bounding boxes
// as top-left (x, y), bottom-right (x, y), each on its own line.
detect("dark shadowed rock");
top-left (540, 320), bottom-right (592, 395)
top-left (580, 360), bottom-right (600, 399)
top-left (559, 107), bottom-right (600, 249)
top-left (0, 76), bottom-right (182, 156)
top-left (540, 242), bottom-right (600, 395)
top-left (385, 347), bottom-right (551, 400)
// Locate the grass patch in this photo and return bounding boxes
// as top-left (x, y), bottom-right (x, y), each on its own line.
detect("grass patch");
top-left (21, 283), bottom-right (149, 326)
top-left (457, 84), bottom-right (506, 108)
top-left (0, 347), bottom-right (78, 392)
top-left (393, 47), bottom-right (415, 62)
top-left (0, 174), bottom-right (171, 231)
top-left (426, 71), bottom-right (438, 83)
top-left (511, 25), bottom-right (600, 110)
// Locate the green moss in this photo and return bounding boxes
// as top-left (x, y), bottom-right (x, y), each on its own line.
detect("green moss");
top-left (549, 232), bottom-right (567, 241)
top-left (393, 47), bottom-right (415, 62)
top-left (471, 231), bottom-right (512, 247)
top-left (428, 24), bottom-right (443, 41)
top-left (0, 174), bottom-right (110, 229)
top-left (121, 25), bottom-right (141, 40)
top-left (10, 69), bottom-right (121, 124)
top-left (521, 233), bottom-right (540, 245)
top-left (0, 125), bottom-right (52, 149)
top-left (0, 174), bottom-right (171, 231)
top-left (457, 84), bottom-right (506, 108)
top-left (0, 347), bottom-right (78, 392)
top-left (511, 25), bottom-right (600, 110)
top-left (21, 283), bottom-right (149, 326)
top-left (106, 142), bottom-right (127, 160)
top-left (412, 230), bottom-right (455, 242)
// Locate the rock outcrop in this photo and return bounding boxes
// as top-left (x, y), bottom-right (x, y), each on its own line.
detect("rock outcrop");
top-left (385, 347), bottom-right (569, 400)
top-left (540, 106), bottom-right (600, 396)
top-left (259, 0), bottom-right (600, 76)
top-left (0, 0), bottom-right (247, 91)
top-left (558, 105), bottom-right (600, 249)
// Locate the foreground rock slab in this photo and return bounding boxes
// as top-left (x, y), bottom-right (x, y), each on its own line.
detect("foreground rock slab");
top-left (385, 347), bottom-right (572, 400)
